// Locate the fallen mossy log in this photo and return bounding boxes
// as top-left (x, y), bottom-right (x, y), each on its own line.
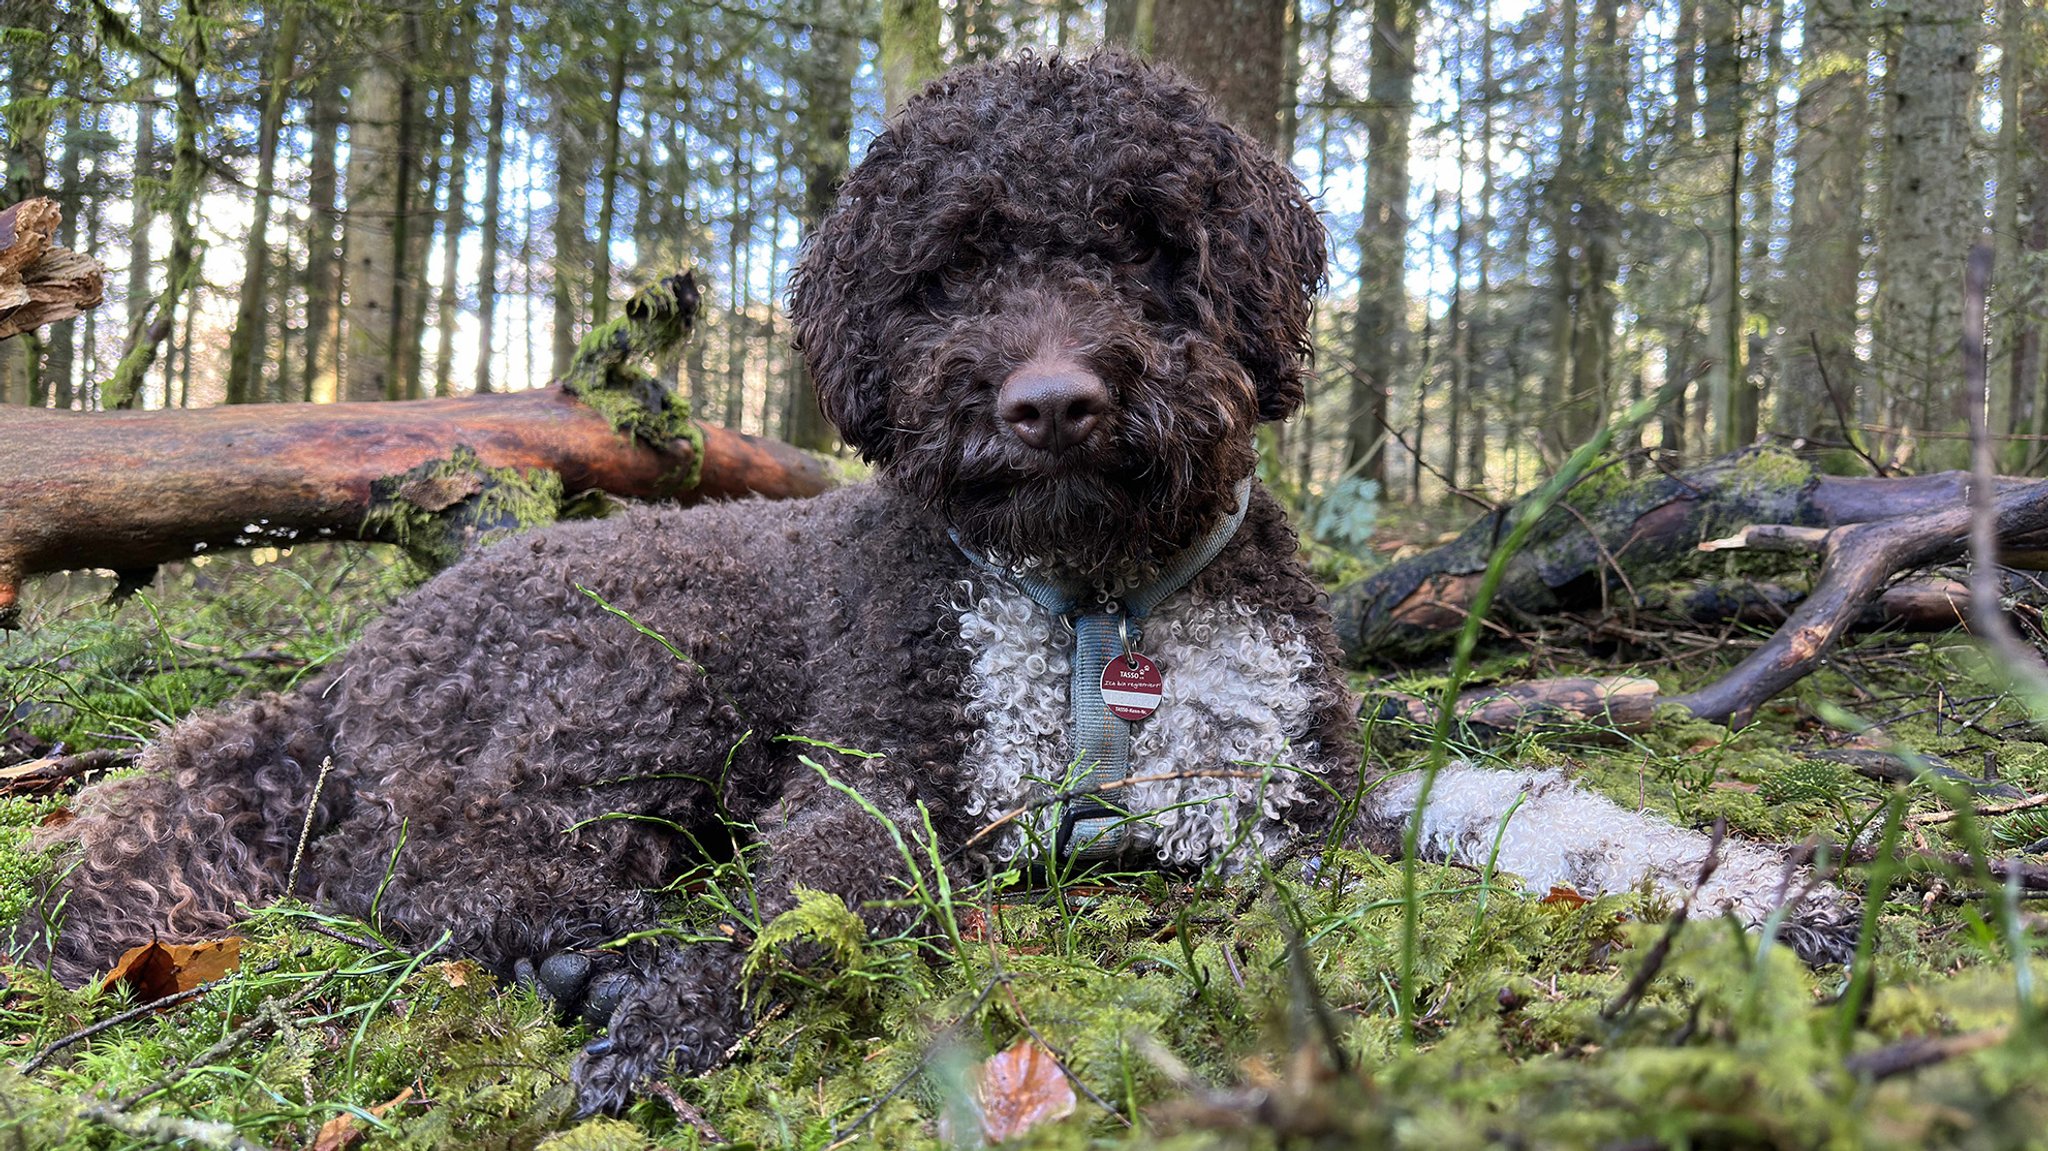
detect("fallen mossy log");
top-left (1373, 675), bottom-right (1660, 739)
top-left (0, 387), bottom-right (833, 626)
top-left (0, 198), bottom-right (105, 340)
top-left (1332, 446), bottom-right (2045, 665)
top-left (0, 273), bottom-right (834, 627)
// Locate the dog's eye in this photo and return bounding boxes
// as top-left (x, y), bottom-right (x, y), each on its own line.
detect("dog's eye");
top-left (921, 276), bottom-right (955, 313)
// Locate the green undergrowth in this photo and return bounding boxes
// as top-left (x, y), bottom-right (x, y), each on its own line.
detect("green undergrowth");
top-left (2, 549), bottom-right (2047, 1149)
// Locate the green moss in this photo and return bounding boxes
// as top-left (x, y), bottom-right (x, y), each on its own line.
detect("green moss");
top-left (362, 446), bottom-right (567, 572)
top-left (561, 274), bottom-right (708, 494)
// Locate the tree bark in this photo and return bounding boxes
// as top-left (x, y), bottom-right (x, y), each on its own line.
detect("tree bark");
top-left (1702, 0), bottom-right (1745, 452)
top-left (432, 27), bottom-right (472, 399)
top-left (1875, 0), bottom-right (1982, 460)
top-left (880, 0), bottom-right (943, 115)
top-left (341, 11), bottom-right (412, 402)
top-left (1153, 0), bottom-right (1291, 150)
top-left (786, 0), bottom-right (860, 453)
top-left (303, 63), bottom-right (343, 403)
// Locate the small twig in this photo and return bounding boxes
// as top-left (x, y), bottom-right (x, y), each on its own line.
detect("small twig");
top-left (1964, 241), bottom-right (2048, 709)
top-left (21, 950), bottom-right (295, 1075)
top-left (1000, 985), bottom-right (1130, 1125)
top-left (1601, 820), bottom-right (1726, 1021)
top-left (1908, 790), bottom-right (2048, 828)
top-left (955, 769), bottom-right (1265, 855)
top-left (285, 756), bottom-right (335, 898)
top-left (119, 966), bottom-right (341, 1107)
top-left (0, 747), bottom-right (136, 794)
top-left (641, 1079), bottom-right (727, 1144)
top-left (1810, 330), bottom-right (1889, 477)
top-left (21, 977), bottom-right (228, 1075)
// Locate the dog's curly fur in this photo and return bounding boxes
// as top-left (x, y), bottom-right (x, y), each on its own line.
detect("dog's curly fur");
top-left (21, 52), bottom-right (1852, 1114)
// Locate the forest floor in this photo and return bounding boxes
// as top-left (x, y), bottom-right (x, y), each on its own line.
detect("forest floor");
top-left (1, 524), bottom-right (2045, 1150)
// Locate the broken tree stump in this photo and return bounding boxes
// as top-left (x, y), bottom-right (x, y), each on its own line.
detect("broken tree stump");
top-left (0, 198), bottom-right (105, 340)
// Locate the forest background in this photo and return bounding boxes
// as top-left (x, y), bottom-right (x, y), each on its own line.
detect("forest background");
top-left (3, 0), bottom-right (2040, 502)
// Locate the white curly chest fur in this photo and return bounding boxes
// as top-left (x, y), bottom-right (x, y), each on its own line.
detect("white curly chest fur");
top-left (953, 578), bottom-right (1326, 868)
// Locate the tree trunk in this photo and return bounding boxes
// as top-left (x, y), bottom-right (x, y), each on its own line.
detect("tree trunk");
top-left (0, 390), bottom-right (836, 628)
top-left (1567, 0), bottom-right (1621, 451)
top-left (41, 99), bottom-right (80, 409)
top-left (303, 64), bottom-right (343, 403)
top-left (475, 0), bottom-right (513, 395)
top-left (341, 12), bottom-right (412, 402)
top-left (1875, 0), bottom-right (1982, 462)
top-left (432, 25), bottom-right (472, 399)
top-left (1105, 0), bottom-right (1157, 53)
top-left (880, 0), bottom-right (943, 115)
top-left (550, 97), bottom-right (589, 380)
top-left (1540, 0), bottom-right (1582, 466)
top-left (1153, 0), bottom-right (1291, 151)
top-left (1741, 0), bottom-right (1785, 438)
top-left (225, 4), bottom-right (300, 405)
top-left (104, 0), bottom-right (206, 412)
top-left (1775, 0), bottom-right (1868, 444)
top-left (1702, 0), bottom-right (1744, 452)
top-left (592, 40), bottom-right (628, 329)
top-left (786, 0), bottom-right (860, 453)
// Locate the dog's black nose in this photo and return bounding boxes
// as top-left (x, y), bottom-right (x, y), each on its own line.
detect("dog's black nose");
top-left (998, 364), bottom-right (1110, 452)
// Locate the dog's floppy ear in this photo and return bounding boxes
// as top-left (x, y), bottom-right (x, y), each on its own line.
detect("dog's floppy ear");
top-left (789, 180), bottom-right (899, 463)
top-left (1205, 121), bottom-right (1329, 424)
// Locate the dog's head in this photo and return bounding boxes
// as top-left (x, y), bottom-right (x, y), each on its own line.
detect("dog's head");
top-left (789, 52), bottom-right (1327, 584)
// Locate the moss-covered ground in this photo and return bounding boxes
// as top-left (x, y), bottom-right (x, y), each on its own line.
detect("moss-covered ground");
top-left (2, 536), bottom-right (2045, 1150)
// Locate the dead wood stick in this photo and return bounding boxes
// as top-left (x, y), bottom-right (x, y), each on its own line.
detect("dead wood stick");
top-left (0, 387), bottom-right (833, 627)
top-left (1665, 478), bottom-right (2048, 725)
top-left (0, 198), bottom-right (105, 340)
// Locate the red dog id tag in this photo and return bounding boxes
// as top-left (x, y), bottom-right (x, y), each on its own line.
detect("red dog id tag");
top-left (1101, 653), bottom-right (1164, 721)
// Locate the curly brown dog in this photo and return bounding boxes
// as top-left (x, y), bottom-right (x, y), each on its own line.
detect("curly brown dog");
top-left (22, 53), bottom-right (1853, 1113)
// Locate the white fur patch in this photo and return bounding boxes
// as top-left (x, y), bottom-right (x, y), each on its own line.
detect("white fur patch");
top-left (1369, 764), bottom-right (1839, 927)
top-left (955, 578), bottom-right (1323, 869)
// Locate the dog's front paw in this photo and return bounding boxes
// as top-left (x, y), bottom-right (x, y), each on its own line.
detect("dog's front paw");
top-left (514, 951), bottom-right (636, 1027)
top-left (565, 943), bottom-right (748, 1115)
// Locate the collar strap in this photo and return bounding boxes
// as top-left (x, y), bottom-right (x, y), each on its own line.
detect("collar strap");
top-left (951, 475), bottom-right (1254, 620)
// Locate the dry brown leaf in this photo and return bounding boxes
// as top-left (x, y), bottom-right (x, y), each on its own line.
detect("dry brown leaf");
top-left (310, 1086), bottom-right (416, 1151)
top-left (98, 937), bottom-right (242, 1001)
top-left (431, 959), bottom-right (480, 988)
top-left (976, 1036), bottom-right (1075, 1143)
top-left (1539, 886), bottom-right (1589, 907)
top-left (37, 806), bottom-right (72, 828)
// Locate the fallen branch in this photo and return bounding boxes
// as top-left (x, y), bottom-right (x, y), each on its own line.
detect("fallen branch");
top-left (0, 198), bottom-right (105, 341)
top-left (1332, 447), bottom-right (2045, 665)
top-left (1666, 478), bottom-right (2048, 724)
